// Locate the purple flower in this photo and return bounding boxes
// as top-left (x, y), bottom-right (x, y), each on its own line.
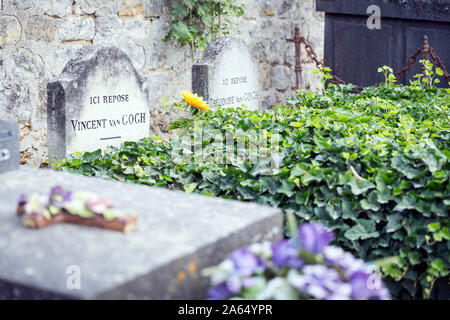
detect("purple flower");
top-left (289, 265), bottom-right (352, 300)
top-left (208, 282), bottom-right (232, 300)
top-left (323, 246), bottom-right (346, 265)
top-left (348, 270), bottom-right (391, 300)
top-left (49, 186), bottom-right (72, 208)
top-left (324, 246), bottom-right (367, 278)
top-left (272, 240), bottom-right (304, 268)
top-left (298, 224), bottom-right (334, 254)
top-left (206, 223), bottom-right (392, 301)
top-left (242, 277), bottom-right (259, 289)
top-left (230, 248), bottom-right (266, 277)
top-left (18, 193), bottom-right (28, 204)
top-left (208, 275), bottom-right (242, 300)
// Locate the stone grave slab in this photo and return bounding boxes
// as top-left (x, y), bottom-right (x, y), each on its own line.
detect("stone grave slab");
top-left (0, 120), bottom-right (19, 174)
top-left (0, 168), bottom-right (282, 299)
top-left (47, 45), bottom-right (150, 164)
top-left (192, 37), bottom-right (260, 111)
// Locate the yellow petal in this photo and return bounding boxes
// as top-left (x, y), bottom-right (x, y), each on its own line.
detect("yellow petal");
top-left (181, 90), bottom-right (210, 111)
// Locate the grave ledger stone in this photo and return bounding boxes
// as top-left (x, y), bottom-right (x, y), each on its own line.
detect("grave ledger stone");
top-left (47, 45), bottom-right (150, 164)
top-left (0, 120), bottom-right (19, 174)
top-left (192, 37), bottom-right (261, 111)
top-left (0, 168), bottom-right (282, 299)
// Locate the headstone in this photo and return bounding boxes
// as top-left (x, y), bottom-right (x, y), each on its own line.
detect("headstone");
top-left (47, 45), bottom-right (150, 164)
top-left (0, 120), bottom-right (19, 174)
top-left (192, 37), bottom-right (261, 111)
top-left (0, 167), bottom-right (282, 299)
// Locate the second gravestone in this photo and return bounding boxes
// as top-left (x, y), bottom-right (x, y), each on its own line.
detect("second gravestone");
top-left (47, 46), bottom-right (149, 163)
top-left (192, 37), bottom-right (260, 111)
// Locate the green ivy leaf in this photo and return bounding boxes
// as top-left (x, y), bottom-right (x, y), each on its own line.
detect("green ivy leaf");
top-left (428, 222), bottom-right (441, 233)
top-left (429, 258), bottom-right (448, 276)
top-left (184, 183), bottom-right (197, 194)
top-left (386, 215), bottom-right (402, 233)
top-left (172, 21), bottom-right (196, 46)
top-left (82, 149), bottom-right (102, 163)
top-left (408, 251), bottom-right (420, 265)
top-left (348, 178), bottom-right (375, 196)
top-left (391, 155), bottom-right (421, 179)
top-left (344, 219), bottom-right (380, 240)
top-left (171, 2), bottom-right (189, 20)
top-left (168, 118), bottom-right (194, 131)
top-left (394, 195), bottom-right (416, 212)
top-left (277, 180), bottom-right (295, 197)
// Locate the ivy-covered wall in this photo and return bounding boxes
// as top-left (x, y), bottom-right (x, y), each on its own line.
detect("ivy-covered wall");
top-left (0, 0), bottom-right (324, 166)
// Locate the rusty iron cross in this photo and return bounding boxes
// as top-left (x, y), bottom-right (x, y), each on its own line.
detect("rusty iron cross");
top-left (287, 26), bottom-right (303, 90)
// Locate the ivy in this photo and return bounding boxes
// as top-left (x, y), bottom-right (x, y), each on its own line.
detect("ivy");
top-left (55, 83), bottom-right (450, 299)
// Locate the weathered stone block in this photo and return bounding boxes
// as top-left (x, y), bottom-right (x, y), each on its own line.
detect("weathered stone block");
top-left (272, 65), bottom-right (292, 91)
top-left (266, 39), bottom-right (285, 64)
top-left (57, 17), bottom-right (95, 41)
top-left (25, 16), bottom-right (56, 42)
top-left (123, 19), bottom-right (151, 42)
top-left (76, 0), bottom-right (120, 16)
top-left (0, 168), bottom-right (282, 299)
top-left (277, 0), bottom-right (296, 19)
top-left (260, 0), bottom-right (276, 17)
top-left (93, 16), bottom-right (123, 42)
top-left (145, 72), bottom-right (170, 102)
top-left (0, 15), bottom-right (22, 46)
top-left (118, 0), bottom-right (144, 16)
top-left (0, 48), bottom-right (43, 124)
top-left (12, 0), bottom-right (33, 10)
top-left (144, 0), bottom-right (163, 17)
top-left (38, 0), bottom-right (72, 18)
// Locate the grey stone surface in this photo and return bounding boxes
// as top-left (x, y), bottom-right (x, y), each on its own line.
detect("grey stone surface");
top-left (75, 0), bottom-right (120, 16)
top-left (0, 168), bottom-right (282, 299)
top-left (11, 0), bottom-right (34, 10)
top-left (56, 17), bottom-right (95, 41)
top-left (118, 0), bottom-right (144, 16)
top-left (47, 45), bottom-right (150, 163)
top-left (273, 65), bottom-right (292, 91)
top-left (25, 16), bottom-right (56, 42)
top-left (0, 15), bottom-right (22, 46)
top-left (192, 37), bottom-right (261, 111)
top-left (144, 0), bottom-right (164, 17)
top-left (38, 0), bottom-right (72, 18)
top-left (0, 120), bottom-right (20, 174)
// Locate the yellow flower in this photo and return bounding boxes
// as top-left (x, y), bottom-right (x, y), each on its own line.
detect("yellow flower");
top-left (181, 91), bottom-right (210, 111)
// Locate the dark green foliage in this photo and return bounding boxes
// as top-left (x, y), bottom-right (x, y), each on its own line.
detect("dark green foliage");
top-left (56, 84), bottom-right (449, 299)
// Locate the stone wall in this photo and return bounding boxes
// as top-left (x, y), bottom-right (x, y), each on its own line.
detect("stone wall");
top-left (0, 0), bottom-right (324, 167)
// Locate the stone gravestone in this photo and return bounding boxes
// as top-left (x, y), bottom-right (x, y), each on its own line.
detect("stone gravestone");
top-left (0, 120), bottom-right (19, 174)
top-left (47, 45), bottom-right (150, 164)
top-left (192, 37), bottom-right (260, 111)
